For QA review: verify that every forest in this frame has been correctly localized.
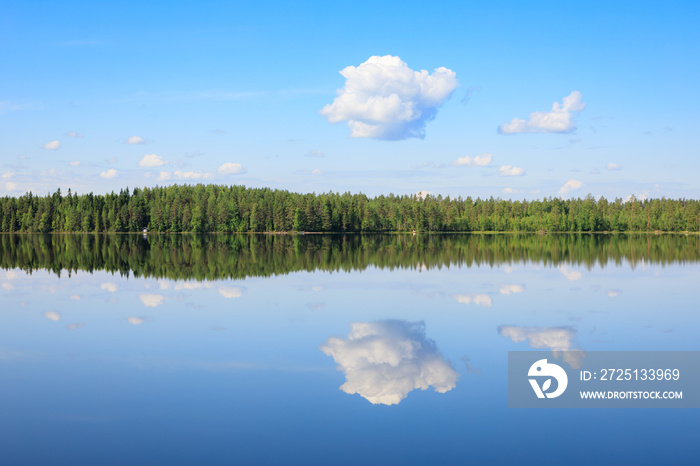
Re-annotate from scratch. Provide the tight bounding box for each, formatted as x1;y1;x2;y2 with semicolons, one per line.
1;184;699;233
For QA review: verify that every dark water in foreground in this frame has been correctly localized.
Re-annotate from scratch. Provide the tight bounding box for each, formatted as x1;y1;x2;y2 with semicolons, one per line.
1;233;698;465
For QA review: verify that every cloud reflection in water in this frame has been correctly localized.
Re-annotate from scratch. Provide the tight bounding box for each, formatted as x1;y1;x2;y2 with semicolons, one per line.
320;320;458;405
498;325;586;369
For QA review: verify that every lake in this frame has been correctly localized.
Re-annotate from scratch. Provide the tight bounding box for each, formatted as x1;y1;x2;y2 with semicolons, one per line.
1;233;698;465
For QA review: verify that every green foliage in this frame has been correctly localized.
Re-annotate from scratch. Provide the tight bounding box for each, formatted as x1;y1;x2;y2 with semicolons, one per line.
1;233;698;281
0;185;699;233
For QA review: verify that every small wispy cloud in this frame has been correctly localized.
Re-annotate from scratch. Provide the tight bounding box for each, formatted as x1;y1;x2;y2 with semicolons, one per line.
558;179;583;197
156;171;171;182
559;265;582;281
606;163;622;171
65;131;83;138
139;294;167;307
217;163;243;175
499;91;585;134
127;317;145;325
461;85;481;105
498;325;585;369
306;150;325;158
174;171;213;180
451;153;492;167
100;169;118;179
218;287;243;298
311;169;323;176
43;311;61;321
127;136;145;144
499;165;525;176
139;154;166;167
43;140;61;150
499;284;525;295
624;192;649;203
100;282;118;293
451;293;493;307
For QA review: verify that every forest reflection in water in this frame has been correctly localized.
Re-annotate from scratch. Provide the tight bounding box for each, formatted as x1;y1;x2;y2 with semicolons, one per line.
0;232;698;280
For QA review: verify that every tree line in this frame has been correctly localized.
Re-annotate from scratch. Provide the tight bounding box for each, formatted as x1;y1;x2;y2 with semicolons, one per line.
2;233;698;281
1;184;699;233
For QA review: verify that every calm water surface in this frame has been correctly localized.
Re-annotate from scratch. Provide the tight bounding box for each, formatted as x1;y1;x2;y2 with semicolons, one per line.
1;234;698;465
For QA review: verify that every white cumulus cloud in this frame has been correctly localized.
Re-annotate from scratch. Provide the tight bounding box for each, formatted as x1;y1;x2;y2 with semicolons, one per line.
100;169;118;179
139;154;166;167
127;136;145;144
4;182;18;192
43;140;61;150
218;162;243;175
606;163;622;171
558;179;584;197
320;55;458;140
504;187;517;194
451;153;492;167
499;91;585;134
311;169;323;176
451;293;493;307
1;171;13;179
320;320;458;405
499;165;525;176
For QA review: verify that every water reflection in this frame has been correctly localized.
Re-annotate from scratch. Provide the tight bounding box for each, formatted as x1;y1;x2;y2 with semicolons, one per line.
451;293;493;307
498;325;586;368
2;232;699;281
320;320;458;405
127;317;145;326
499;284;525;295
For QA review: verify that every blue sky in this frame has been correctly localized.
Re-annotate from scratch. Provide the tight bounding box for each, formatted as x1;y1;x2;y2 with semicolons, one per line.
1;0;698;200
